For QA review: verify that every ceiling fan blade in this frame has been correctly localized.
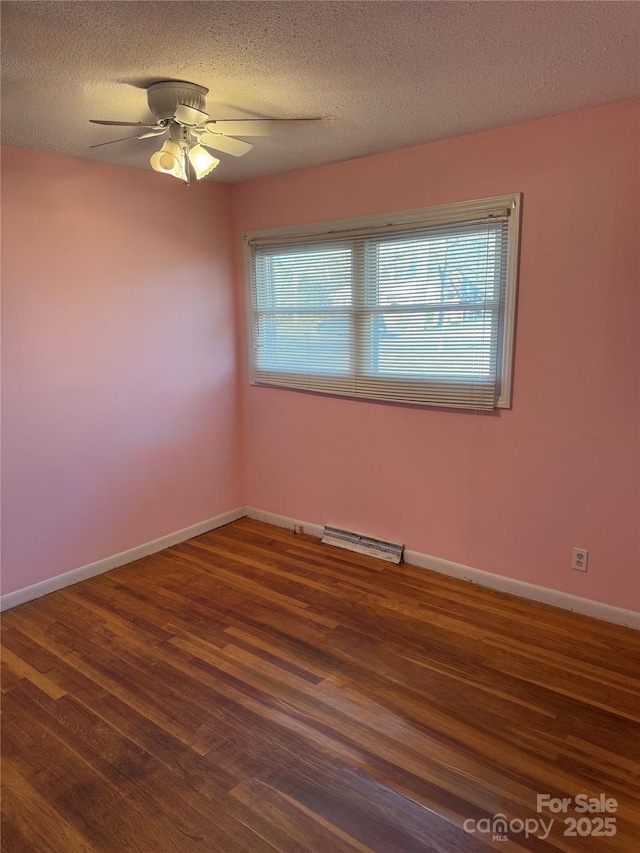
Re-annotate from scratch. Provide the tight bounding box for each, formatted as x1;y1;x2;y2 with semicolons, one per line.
205;118;322;137
90;120;161;127
199;133;253;157
89;134;144;149
175;104;209;126
204;120;271;137
90;129;168;148
137;128;169;139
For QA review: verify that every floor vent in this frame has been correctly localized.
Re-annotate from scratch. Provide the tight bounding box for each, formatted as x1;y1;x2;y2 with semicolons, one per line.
321;526;404;564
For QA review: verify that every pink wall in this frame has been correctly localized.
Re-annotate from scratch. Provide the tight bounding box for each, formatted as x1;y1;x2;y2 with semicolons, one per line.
3;102;638;611
231;100;640;611
1;147;243;595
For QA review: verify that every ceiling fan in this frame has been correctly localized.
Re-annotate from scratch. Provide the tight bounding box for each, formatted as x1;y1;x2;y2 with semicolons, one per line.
90;81;319;183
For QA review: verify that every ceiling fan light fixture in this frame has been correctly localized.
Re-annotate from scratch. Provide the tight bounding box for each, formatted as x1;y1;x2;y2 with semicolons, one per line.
188;144;220;179
150;140;186;181
90;80;321;183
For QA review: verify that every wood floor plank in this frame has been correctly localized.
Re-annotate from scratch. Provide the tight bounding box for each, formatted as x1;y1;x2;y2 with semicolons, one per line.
1;762;102;853
231;777;374;853
2;517;639;852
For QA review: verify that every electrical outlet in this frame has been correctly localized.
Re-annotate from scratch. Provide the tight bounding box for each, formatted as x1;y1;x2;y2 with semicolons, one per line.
572;548;588;572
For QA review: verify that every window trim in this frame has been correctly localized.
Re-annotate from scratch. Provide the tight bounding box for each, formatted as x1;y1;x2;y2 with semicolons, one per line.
243;193;521;409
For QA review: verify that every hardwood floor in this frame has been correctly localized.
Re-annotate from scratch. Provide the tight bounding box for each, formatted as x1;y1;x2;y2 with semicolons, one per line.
2;518;639;852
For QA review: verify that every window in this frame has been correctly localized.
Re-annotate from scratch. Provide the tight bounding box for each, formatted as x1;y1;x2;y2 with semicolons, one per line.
244;194;520;410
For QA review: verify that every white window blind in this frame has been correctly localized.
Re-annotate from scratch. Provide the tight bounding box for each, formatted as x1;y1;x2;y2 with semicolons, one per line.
245;195;520;410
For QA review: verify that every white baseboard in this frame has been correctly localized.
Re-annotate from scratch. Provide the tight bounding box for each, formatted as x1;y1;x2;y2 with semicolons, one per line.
246;506;324;539
403;549;640;630
246;507;639;630
4;504;638;630
0;507;248;612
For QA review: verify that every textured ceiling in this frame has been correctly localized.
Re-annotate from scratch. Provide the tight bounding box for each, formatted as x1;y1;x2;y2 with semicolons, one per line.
2;1;639;184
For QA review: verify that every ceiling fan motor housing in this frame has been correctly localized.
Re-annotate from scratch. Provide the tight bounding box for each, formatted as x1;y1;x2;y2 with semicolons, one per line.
147;81;208;121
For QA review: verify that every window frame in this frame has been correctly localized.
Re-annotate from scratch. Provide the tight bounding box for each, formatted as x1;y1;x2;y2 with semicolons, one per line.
243;193;521;409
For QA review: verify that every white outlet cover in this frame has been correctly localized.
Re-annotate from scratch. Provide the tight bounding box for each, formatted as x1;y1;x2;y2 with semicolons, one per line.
572;548;589;571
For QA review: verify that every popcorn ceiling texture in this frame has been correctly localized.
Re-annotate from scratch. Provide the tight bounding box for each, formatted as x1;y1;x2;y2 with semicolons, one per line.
2;1;639;183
